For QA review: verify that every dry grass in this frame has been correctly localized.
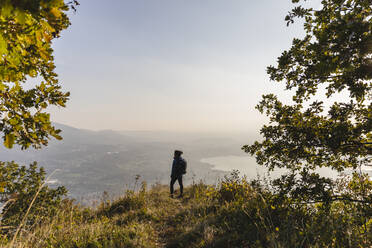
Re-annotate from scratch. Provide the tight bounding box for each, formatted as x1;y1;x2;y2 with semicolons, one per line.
3;178;371;248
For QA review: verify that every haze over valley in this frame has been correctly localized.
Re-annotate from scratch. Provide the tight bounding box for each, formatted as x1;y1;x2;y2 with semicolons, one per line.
0;123;259;204
2;123;369;206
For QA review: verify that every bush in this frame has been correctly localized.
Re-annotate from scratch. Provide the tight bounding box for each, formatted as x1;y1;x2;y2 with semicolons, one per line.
0;161;67;235
205;171;372;247
214;170;253;203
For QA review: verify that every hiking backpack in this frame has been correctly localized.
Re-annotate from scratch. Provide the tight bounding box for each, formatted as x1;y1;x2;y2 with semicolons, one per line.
179;158;187;175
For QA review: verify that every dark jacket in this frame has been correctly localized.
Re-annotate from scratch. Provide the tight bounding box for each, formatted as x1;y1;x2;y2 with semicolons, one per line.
171;157;186;177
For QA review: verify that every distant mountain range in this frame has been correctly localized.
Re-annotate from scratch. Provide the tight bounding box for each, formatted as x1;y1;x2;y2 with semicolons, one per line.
0;123;250;204
1;123;370;205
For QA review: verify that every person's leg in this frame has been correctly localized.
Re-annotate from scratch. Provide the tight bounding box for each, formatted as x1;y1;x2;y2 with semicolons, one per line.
170;176;176;196
178;175;183;197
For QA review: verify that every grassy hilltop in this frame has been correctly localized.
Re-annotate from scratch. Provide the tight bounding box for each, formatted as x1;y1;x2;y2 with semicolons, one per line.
4;172;371;248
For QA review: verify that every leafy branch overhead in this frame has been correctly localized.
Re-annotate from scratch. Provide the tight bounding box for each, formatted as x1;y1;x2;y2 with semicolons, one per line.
0;1;77;236
0;0;78;149
244;0;372;171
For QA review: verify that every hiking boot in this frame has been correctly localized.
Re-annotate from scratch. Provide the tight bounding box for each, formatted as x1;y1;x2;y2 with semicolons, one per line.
177;194;183;199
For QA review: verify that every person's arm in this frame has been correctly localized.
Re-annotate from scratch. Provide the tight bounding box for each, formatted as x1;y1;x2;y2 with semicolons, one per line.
171;159;176;177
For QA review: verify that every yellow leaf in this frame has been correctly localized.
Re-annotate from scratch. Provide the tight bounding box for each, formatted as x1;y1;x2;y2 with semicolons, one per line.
50;8;61;18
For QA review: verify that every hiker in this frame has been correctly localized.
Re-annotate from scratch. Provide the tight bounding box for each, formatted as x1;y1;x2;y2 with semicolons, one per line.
170;150;187;198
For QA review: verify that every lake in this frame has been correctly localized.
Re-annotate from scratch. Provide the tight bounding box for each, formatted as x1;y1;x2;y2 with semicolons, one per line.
200;155;371;180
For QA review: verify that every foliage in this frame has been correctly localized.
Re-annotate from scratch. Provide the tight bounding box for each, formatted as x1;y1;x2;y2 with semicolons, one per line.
271;168;372;205
0;161;67;234
212;174;371;247
243;0;371;172
0;0;77;239
213;170;253;203
0;0;78;149
242;2;372;237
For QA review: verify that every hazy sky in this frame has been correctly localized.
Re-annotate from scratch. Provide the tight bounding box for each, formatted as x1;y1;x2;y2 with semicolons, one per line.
50;0;309;133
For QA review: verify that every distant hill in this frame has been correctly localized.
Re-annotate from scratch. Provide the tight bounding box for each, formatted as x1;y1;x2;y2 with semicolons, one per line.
0;123;249;203
52;123;137;146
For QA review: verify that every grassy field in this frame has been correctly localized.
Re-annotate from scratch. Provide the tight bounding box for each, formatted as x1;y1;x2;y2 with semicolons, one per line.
4;174;372;248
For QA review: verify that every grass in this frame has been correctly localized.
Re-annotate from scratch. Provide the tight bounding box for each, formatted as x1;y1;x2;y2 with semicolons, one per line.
3;175;372;248
6;183;206;248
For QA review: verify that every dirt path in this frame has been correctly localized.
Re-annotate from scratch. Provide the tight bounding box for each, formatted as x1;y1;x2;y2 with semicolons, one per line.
154;194;190;247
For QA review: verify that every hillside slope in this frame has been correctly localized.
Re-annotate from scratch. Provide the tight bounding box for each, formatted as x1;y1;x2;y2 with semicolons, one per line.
8;174;372;248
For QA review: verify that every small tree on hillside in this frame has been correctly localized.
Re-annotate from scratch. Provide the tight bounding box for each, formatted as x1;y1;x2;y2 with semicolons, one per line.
245;0;371;175
243;2;371;242
244;0;371;200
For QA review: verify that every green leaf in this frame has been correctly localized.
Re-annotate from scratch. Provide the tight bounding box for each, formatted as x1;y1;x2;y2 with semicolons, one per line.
4;133;15;149
0;83;6;92
53;134;63;140
9;118;19;125
0;34;8;56
14;9;27;24
1;3;13;18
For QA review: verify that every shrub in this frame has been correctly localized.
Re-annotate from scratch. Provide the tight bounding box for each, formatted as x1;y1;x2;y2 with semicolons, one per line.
206;171;372;247
0;161;67;235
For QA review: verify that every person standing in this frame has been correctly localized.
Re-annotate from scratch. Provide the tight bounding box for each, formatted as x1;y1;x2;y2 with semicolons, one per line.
170;150;187;198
